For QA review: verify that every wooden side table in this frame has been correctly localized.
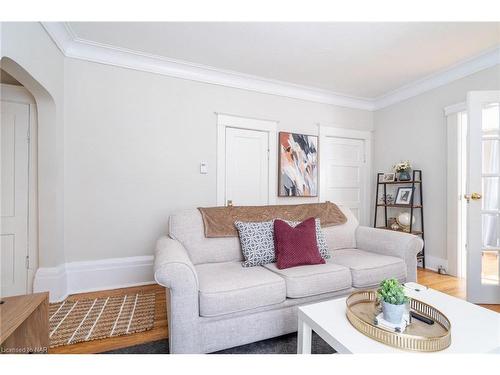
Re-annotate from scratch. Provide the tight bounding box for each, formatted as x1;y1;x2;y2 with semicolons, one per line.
0;292;49;354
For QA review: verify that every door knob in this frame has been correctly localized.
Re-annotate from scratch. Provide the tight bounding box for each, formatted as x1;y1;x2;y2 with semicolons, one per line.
464;192;482;203
471;192;482;200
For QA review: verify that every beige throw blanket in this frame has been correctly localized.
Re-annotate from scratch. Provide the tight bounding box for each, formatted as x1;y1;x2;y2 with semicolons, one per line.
198;202;347;238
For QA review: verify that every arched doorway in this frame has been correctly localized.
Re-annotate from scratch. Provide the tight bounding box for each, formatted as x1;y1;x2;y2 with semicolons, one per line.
1;56;64;298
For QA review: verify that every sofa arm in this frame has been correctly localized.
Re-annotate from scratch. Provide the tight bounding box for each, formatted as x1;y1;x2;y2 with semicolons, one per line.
355;226;423;282
154;236;201;353
154;236;198;290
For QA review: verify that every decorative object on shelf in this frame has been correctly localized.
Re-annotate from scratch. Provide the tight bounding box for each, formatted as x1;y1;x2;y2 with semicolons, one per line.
374;170;425;268
278;132;318;197
390;222;400;231
388;217;400;230
396;212;416;233
345;290;451;352
382;172;396;182
395;187;413;205
377;278;409;324
379;193;394;205
393;160;412;181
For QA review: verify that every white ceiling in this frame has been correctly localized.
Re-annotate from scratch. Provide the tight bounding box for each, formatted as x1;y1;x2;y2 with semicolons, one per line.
67;22;500;99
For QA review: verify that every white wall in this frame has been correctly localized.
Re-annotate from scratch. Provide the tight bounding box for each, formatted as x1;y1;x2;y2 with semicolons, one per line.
64;58;373;262
373;65;500;270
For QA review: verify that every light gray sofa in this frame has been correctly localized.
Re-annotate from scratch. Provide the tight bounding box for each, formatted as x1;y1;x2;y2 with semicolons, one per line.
154;206;423;354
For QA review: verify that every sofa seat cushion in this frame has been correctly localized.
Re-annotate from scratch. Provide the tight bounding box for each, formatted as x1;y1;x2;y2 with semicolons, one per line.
195;262;286;317
330;249;406;287
263;262;351;298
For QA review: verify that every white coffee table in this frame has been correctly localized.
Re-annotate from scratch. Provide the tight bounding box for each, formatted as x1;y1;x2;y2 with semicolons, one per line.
297;285;500;353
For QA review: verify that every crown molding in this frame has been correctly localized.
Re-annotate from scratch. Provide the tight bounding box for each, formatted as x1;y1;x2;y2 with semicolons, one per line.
41;21;75;54
374;46;500;110
41;22;374;111
41;22;500;112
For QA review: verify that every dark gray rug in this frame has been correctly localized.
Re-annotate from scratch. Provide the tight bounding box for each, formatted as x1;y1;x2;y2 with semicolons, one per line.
105;332;335;354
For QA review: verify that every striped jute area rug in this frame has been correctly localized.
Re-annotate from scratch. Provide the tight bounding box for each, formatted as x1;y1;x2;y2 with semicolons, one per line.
49;293;156;348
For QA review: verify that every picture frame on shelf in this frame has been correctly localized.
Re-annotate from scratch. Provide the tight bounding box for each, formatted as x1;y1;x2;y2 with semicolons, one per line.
382;172;396;182
394;187;413;205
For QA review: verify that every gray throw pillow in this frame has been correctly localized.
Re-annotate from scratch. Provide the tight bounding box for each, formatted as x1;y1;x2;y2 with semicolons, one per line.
235;220;276;267
285;218;330;259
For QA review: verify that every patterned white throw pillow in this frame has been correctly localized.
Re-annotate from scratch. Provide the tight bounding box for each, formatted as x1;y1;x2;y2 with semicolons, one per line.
285;218;330;259
235;220;276;267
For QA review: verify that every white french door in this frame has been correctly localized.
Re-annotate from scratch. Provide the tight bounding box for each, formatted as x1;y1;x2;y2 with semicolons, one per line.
466;91;500;304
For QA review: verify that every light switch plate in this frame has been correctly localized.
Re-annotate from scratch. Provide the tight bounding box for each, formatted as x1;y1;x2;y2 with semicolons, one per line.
200;162;208;174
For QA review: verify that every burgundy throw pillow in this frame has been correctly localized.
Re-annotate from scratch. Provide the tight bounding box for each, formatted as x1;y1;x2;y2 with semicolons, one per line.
274;217;325;269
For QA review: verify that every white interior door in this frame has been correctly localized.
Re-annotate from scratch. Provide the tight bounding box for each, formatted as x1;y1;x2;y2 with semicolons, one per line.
466;91;500;304
225;127;269;206
1;99;30;298
322;136;367;223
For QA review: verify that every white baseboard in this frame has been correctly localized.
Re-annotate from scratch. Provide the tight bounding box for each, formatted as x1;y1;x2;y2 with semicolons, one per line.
33;264;68;302
425;255;449;273
34;255;155;302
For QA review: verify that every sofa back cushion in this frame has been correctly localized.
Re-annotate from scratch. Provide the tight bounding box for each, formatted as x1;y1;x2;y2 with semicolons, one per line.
168;205;359;265
169;209;243;265
321;205;359;251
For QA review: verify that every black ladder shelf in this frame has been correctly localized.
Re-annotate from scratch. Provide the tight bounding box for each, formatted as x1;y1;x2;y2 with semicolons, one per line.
373;170;425;268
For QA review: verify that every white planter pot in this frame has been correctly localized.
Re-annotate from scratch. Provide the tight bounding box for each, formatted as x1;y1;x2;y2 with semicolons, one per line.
382;301;406;324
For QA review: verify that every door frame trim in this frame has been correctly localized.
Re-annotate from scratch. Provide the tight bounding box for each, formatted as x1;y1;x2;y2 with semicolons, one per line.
445;106;467;277
216;113;278;206
318;125;372;226
1;83;38;294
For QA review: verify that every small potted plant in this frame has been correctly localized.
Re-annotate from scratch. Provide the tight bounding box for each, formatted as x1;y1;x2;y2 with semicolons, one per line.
393;160;412;181
377;278;409;324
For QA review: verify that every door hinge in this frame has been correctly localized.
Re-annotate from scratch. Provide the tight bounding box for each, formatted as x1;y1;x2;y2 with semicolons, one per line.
25;255;30;269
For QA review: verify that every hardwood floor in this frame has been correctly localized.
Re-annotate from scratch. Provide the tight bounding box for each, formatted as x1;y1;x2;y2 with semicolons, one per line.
49;268;498;354
417;268;500;313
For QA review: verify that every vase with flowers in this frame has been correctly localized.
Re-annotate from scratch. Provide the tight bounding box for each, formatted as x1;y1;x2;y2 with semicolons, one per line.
393;160;412;181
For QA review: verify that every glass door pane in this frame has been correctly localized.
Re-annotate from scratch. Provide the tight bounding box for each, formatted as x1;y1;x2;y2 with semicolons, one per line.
482;139;499;174
481;250;499;285
480;102;500;285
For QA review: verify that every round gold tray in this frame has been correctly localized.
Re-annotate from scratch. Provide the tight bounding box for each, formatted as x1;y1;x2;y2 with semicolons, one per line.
346;290;451;352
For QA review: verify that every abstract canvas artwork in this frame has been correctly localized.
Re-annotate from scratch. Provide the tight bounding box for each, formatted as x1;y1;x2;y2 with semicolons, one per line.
279;132;318;197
